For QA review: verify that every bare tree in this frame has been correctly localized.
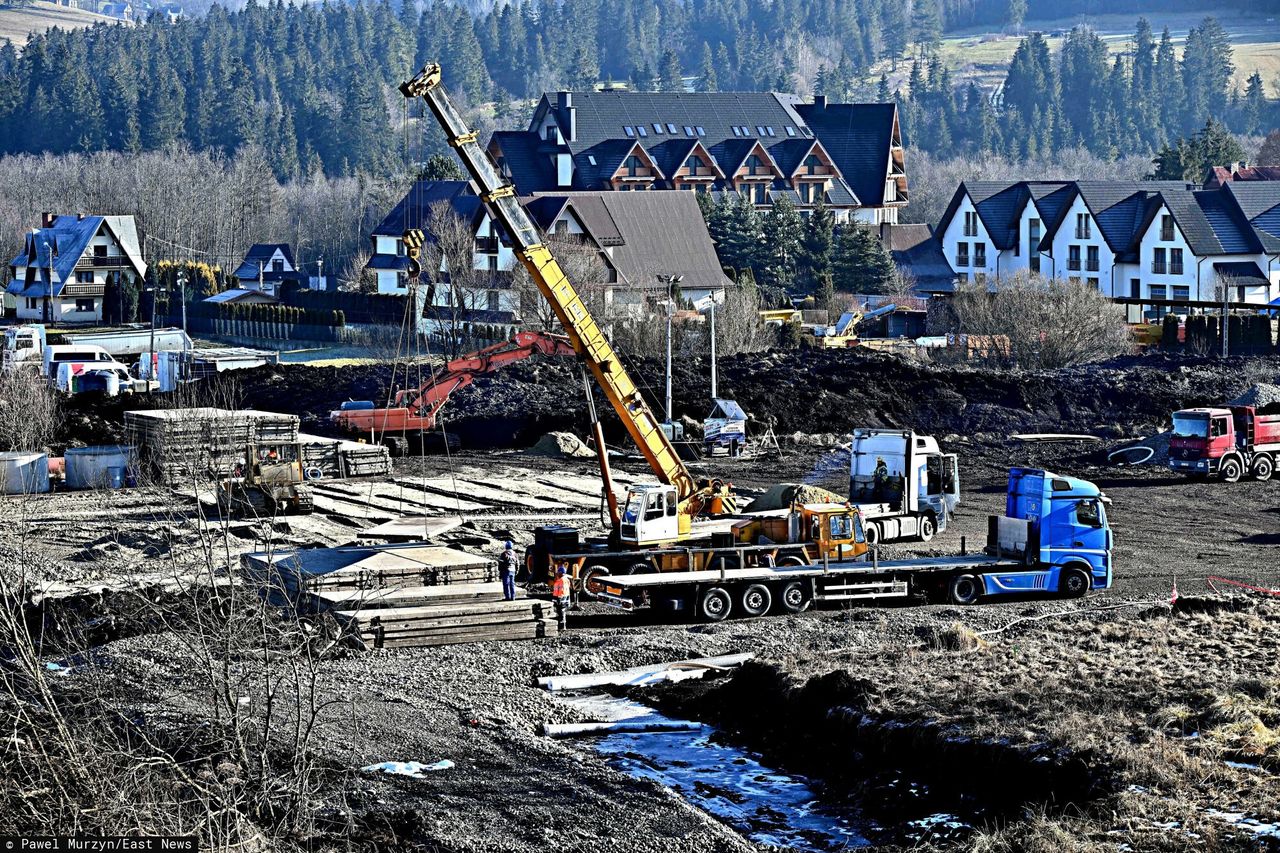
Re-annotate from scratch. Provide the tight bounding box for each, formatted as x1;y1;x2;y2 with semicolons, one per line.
420;201;489;357
513;234;611;332
946;271;1133;368
0;370;60;452
337;248;377;294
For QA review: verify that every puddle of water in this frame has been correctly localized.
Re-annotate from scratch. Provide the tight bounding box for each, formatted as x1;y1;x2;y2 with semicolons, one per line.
557;693;870;851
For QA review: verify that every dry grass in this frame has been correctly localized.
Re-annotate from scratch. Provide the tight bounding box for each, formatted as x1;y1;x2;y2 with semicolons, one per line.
0;1;117;45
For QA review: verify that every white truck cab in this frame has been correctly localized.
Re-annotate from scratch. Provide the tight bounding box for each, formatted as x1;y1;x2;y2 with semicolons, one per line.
2;324;47;371
850;428;960;544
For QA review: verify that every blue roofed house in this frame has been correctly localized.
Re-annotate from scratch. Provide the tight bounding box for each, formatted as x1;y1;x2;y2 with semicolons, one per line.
232;243;304;296
7;213;147;324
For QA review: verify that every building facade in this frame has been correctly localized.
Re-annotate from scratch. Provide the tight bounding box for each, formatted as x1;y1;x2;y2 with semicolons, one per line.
487;91;908;225
232;243;304;296
7;213;147;324
936;181;1280;308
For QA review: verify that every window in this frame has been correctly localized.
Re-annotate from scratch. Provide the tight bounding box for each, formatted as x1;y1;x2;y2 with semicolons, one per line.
1087;277;1099;288
545;126;558;142
653;123;663;134
1086;245;1099;272
746;154;765;176
757;125;766;135
974;243;986;267
667;123;677;133
1028;217;1041;271
1068;245;1081;271
623;126;635;137
1172;285;1190;301
624;155;643;177
1075;212;1091;240
799;183;814;204
1131;278;1140;299
683;126;694;136
272;259;284;273
636;125;646;137
753;183;767;204
785;126;796;136
1152;247;1166;274
1030;254;1040;273
76;270;94;283
695;126;705;136
804;154;822;175
1075;500;1101;528
487;254;498;272
765;126;776;137
956;242;969;267
732;126;742;137
1149;284;1167;301
487;290;500;311
74;298;95;313
1170;248;1183;276
94;245;107;258
1161;215;1174;242
963;211;978;237
553;219;569;235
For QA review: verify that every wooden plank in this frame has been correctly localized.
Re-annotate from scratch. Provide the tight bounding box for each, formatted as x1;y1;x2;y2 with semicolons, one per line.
335;598;548;621
368;622;557;649
311;581;505;609
348;610;549;632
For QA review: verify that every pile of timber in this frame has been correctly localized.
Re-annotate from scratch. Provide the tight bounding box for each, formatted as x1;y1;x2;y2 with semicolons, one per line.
297;432;392;480
242;542;557;649
125;408;299;484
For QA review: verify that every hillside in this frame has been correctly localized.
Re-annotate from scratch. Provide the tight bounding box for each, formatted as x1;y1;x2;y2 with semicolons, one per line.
0;0;119;45
875;7;1280;97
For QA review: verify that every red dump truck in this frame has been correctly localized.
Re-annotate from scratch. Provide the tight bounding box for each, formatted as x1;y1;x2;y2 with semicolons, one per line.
1168;405;1280;482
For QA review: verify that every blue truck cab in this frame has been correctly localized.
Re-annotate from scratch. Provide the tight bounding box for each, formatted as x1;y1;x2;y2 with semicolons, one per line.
984;467;1113;598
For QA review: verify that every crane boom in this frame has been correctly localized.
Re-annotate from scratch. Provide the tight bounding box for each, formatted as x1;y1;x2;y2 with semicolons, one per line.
400;64;700;502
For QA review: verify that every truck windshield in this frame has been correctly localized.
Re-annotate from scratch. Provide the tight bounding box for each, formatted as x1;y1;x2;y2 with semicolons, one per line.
1171;414;1209;438
828;514;853;540
622;491;644;524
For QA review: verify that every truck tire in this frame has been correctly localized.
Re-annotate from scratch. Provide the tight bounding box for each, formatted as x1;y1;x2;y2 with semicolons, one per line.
698;586;732;622
948;573;981;605
1220;456;1243;483
777;555;808;568
864;522;881;546
739;584;772;618
777;581;810;614
1251;456;1275;482
918;513;936;542
623;561;650;576
579;565;610;600
1060;567;1091;598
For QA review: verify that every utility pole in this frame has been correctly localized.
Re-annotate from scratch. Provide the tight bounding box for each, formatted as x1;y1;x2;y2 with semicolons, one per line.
317;259;324;290
1221;277;1230;358
657;274;683;424
177;270;188;333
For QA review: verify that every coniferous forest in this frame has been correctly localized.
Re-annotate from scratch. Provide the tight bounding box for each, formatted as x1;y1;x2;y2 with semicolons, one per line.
0;0;1275;181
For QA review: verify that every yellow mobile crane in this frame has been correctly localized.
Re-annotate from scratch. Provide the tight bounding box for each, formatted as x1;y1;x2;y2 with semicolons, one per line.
399;64;734;547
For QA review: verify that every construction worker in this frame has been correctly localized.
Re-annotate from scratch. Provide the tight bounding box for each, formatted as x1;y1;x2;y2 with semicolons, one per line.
498;541;518;601
551;563;570;631
872;457;889;501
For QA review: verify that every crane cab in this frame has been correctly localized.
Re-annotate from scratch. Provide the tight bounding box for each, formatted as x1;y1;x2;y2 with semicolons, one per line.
620;484;685;546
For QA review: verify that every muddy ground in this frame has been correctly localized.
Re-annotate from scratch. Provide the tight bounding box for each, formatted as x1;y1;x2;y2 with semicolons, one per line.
6;348;1280;851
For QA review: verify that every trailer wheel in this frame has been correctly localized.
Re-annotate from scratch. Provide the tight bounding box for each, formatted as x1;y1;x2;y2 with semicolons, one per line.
777;555;808;568
623;561;650;576
1060;567;1091;598
948;573;982;605
1220;456;1244;483
739;584;772;618
1251;456;1275;482
918;513;936;542
864;522;881;546
698;586;732;622
579;565;610;600
777;581;810;614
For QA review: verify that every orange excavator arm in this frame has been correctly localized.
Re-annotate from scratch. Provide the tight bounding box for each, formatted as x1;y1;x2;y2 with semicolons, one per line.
331;331;575;437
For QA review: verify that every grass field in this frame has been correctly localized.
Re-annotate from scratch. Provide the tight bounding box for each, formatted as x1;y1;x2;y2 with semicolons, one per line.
875;8;1280;98
0;0;119;45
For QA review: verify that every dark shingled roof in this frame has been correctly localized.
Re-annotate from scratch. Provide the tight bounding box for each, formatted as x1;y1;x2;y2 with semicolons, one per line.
790;101;898;210
489;131;556;193
880;223;956;294
1224;183;1280;253
371;181;482;237
233;243;301;283
1213;261;1269;286
935;181;1071;251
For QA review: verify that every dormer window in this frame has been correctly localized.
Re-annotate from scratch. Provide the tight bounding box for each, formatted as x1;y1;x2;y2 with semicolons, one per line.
746;154;765;176
803;154;822;175
624;155;643;177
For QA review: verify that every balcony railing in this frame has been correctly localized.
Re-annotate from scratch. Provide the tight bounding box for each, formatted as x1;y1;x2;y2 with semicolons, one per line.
1170;261;1184;275
61;283;104;296
1161;227;1174;241
74;255;129;269
956;254;969;267
1067;258;1081;271
1086;259;1099;272
1152;261;1167;274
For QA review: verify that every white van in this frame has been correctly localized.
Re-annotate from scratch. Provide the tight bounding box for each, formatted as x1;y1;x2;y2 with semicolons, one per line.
41;344;114;379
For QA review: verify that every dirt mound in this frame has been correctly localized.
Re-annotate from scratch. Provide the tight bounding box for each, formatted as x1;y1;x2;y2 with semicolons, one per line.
1230;383;1280;414
526;431;594;459
750;482;846;511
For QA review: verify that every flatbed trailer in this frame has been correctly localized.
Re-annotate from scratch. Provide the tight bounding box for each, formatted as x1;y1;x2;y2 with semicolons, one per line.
592;467;1115;621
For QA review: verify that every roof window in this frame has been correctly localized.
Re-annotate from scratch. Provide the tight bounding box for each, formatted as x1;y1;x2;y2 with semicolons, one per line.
695;126;705;136
636;125;647;137
785;126;796;136
623;126;635;137
732;126;742;137
683;126;694;136
587;155;597;166
757;126;766;135
653;123;663;134
667;123;677;133
765;127;776;137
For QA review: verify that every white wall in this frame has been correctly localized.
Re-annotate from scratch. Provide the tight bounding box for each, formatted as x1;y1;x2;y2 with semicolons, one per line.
1045;196;1113;294
1135;204;1199;300
939;192;996;282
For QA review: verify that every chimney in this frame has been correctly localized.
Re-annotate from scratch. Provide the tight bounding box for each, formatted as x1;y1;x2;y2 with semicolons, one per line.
40;212;55;228
557;92;576;143
814;94;827;109
77;213;85;221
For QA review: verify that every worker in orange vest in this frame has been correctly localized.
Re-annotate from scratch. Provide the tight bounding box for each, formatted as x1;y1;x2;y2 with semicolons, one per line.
551;563;570;631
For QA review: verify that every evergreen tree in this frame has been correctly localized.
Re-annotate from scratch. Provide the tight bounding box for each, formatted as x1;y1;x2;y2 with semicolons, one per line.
815;271;835;311
910;0;942;55
882;0;909;69
697;42;717;92
715;194;765;275
1243;72;1265;135
1258;129;1280;166
1154;27;1185;138
832;225;894;294
420;153;464;181
141;65;186;150
1181;16;1234;132
797;201;833;289
1058;27;1110;146
658;49;683;93
1152;119;1246;181
876;73;890;102
761;196;803;288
